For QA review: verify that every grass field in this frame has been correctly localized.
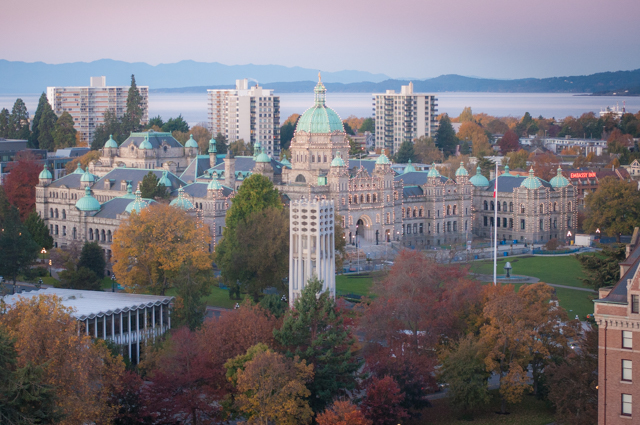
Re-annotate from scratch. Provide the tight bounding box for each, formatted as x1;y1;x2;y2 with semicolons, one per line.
413;391;554;425
469;255;590;288
336;274;374;296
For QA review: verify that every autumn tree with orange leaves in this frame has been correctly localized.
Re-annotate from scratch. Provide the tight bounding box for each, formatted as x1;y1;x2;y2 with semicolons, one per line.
112;203;212;295
0;295;125;425
316;400;371;425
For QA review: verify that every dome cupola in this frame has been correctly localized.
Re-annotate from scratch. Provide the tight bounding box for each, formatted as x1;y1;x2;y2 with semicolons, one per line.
426;162;440;177
170;186;194;210
404;159;417;174
549;166;569;188
75;186;101;212
104;134;118;149
469;165;490;187
375;149;391;165
125;189;150;214
185;134;198;149
331;151;346;167
295;73;344;134
455;162;468;177
520;168;543;190
39;164;53;180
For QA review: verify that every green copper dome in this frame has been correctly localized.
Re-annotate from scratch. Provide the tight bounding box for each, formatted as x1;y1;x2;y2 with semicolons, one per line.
39;164;52;180
376;149;391;165
208;178;223;190
502;165;512;176
104;134;118;149
296;75;344;134
170;187;194;210
455;162;468;177
139;134;153;150
76;186;101;212
208;137;217;153
125;189;150;214
185;134;198;148
255;148;271;163
73;162;85;174
158;171;172;187
520;168;543;189
469;166;490;187
331;151;346;167
121;183;135;199
426;162;439;177
549;166;569;188
80;169;95;183
404;160;417;174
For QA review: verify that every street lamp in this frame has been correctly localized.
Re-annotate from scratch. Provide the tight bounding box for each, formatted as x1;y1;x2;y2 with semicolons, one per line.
111;274;117;292
48;259;52;277
567;230;572;246
40;248;46;264
596;228;601;240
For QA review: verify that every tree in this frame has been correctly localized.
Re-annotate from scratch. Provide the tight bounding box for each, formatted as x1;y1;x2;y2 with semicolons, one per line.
1;294;126;425
274;277;361;412
161;115;189;133
435;115;458;157
259;293;288;318
92;110;125;150
360;376;409;425
64;150;101;174
78;241;106;278
215;132;228;154
335;214;347;272
531;152;560;181
344;115;365;133
37;99;58;151
29;93;48;148
9;98;30;140
172;262;213;331
147;115;164;129
232;348;314;425
58;267;101;291
24;210;53;250
360;117;375;133
343;121;355;135
394;140;415;163
438;334;490;418
505;149;529;170
186;125;212;154
458;122;492;157
546;327;598;425
414;136;443;164
112;203;212;295
0;108;10;138
0;203;39;283
2;152;42;220
583;177;640;242
109;370;152;425
578;244;626;289
139;171;169;199
317;400;371;425
52;111;77;149
280;114;300;151
228;138;252;156
124;74;143;132
458;106;473;123
498;130;520;154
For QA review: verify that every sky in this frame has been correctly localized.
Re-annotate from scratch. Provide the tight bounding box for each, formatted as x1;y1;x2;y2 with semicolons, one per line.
2;0;639;80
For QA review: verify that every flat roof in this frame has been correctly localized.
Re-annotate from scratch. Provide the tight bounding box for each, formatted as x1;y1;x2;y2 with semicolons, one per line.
2;288;173;321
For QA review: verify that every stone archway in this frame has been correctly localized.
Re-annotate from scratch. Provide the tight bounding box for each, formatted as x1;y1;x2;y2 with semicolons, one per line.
295;174;306;183
355;214;374;242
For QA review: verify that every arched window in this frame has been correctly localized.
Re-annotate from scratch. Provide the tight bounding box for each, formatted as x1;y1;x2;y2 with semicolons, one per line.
553;202;557;212
520;204;525;214
490;201;494;211
62;210;66;219
437;223;440;233
360;194;364;203
107;230;112;242
353;195;358;204
50;208;53;218
101;229;106;242
446;205;451;215
372;194;377;203
54;209;59;218
503;202;507;212
452;205;457;215
386;212;391;224
413;208;418;218
539;203;544;214
402;208;405;218
73;227;77;239
311;155;315;163
419;207;423;217
295;174;306;183
509;202;513;212
366;194;370;203
324;155;327;163
484;201;488;211
497;202;501;211
89;229;94;240
568;202;572;212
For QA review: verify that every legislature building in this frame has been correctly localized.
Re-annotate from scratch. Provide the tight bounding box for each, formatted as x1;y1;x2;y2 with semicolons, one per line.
35;76;577;269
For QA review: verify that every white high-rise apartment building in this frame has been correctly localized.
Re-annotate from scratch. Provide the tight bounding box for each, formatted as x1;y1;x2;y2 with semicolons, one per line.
373;82;438;156
47;77;149;146
208;79;281;157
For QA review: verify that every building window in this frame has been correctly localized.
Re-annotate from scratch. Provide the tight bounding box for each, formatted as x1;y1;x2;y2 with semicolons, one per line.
521;219;525;230
633;295;639;314
484;216;488;227
521;204;525;214
509;202;513;212
509;218;513;229
484;200;488;210
540;219;544;230
623;360;633;381
54;225;58;235
419;223;423;234
62;226;66;236
623;331;633;349
622;394;632;416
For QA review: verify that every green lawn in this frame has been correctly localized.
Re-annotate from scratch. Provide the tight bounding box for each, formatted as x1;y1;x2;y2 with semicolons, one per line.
469;255;590;288
554;287;595;320
336;274;374;296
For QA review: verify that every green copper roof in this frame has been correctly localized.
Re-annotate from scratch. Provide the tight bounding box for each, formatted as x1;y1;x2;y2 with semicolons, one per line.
296;75;344;134
39;164;52;180
80;169;95;183
280;155;291;168
455;162;468;177
208;178;223;190
158;170;171;187
139;134;153;150
425;162;438;177
331;151;346;167
253;141;262;159
76;186;101;212
73;163;85;174
121;183;135;199
185;134;198;148
208;138;217;153
502;165;512;176
104;134;118;148
549;166;570;188
125;189;150;214
469;166;490;187
170;187;194;210
256;148;271;163
376;149;391;165
520;168;543;189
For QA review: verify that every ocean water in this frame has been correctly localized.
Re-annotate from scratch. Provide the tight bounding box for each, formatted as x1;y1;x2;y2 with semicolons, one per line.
2;92;639;128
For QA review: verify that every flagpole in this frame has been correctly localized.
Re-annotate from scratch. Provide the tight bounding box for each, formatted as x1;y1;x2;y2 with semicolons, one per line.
493;161;498;286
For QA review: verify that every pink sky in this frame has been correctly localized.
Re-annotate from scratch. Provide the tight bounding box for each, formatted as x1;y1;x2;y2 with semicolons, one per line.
1;0;639;79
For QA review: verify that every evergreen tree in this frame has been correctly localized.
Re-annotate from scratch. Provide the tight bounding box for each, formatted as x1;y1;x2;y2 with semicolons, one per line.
0;204;38;283
0;108;9;138
162;115;189;133
78;241;106;278
394;140;415;163
58;266;101;290
52;111;77;149
343;121;355;135
359;117;375;133
28;93;49;148
9;98;30;140
172;263;212;331
460;140;471;155
24;210;53;250
124;74;143;133
435;115;458;157
274;277;361;413
147;115;164;129
37;101;57;152
139;171;168;199
578;244;626;290
476;156;495;179
215;132;228;154
92;110;124;150
280;121;295;151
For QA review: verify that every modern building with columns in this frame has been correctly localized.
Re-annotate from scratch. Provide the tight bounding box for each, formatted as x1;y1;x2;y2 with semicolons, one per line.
289;199;335;304
3;288;173;364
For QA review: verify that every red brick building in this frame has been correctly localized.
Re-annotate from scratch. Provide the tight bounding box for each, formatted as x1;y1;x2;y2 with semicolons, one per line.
563;168;630;207
594;231;640;424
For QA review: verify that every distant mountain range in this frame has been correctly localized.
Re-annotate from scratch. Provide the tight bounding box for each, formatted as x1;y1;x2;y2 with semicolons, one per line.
0;59;639;95
0;59;390;94
152;69;640;94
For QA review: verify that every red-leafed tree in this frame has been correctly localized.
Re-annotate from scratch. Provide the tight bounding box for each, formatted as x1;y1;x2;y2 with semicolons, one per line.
317;400;371;425
360;250;482;410
109;371;152;424
498;130;520;154
3;151;42;220
142;327;227;424
360;376;409;425
531;152;560;181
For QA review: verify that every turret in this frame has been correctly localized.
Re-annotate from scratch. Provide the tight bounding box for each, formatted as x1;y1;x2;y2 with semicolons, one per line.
38;164;52;186
253;148;274;181
209;137;217;168
224;150;236;189
104;134;118;157
184;134;198;158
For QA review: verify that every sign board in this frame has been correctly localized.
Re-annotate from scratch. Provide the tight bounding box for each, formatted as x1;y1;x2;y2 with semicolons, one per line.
570;172;596;179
